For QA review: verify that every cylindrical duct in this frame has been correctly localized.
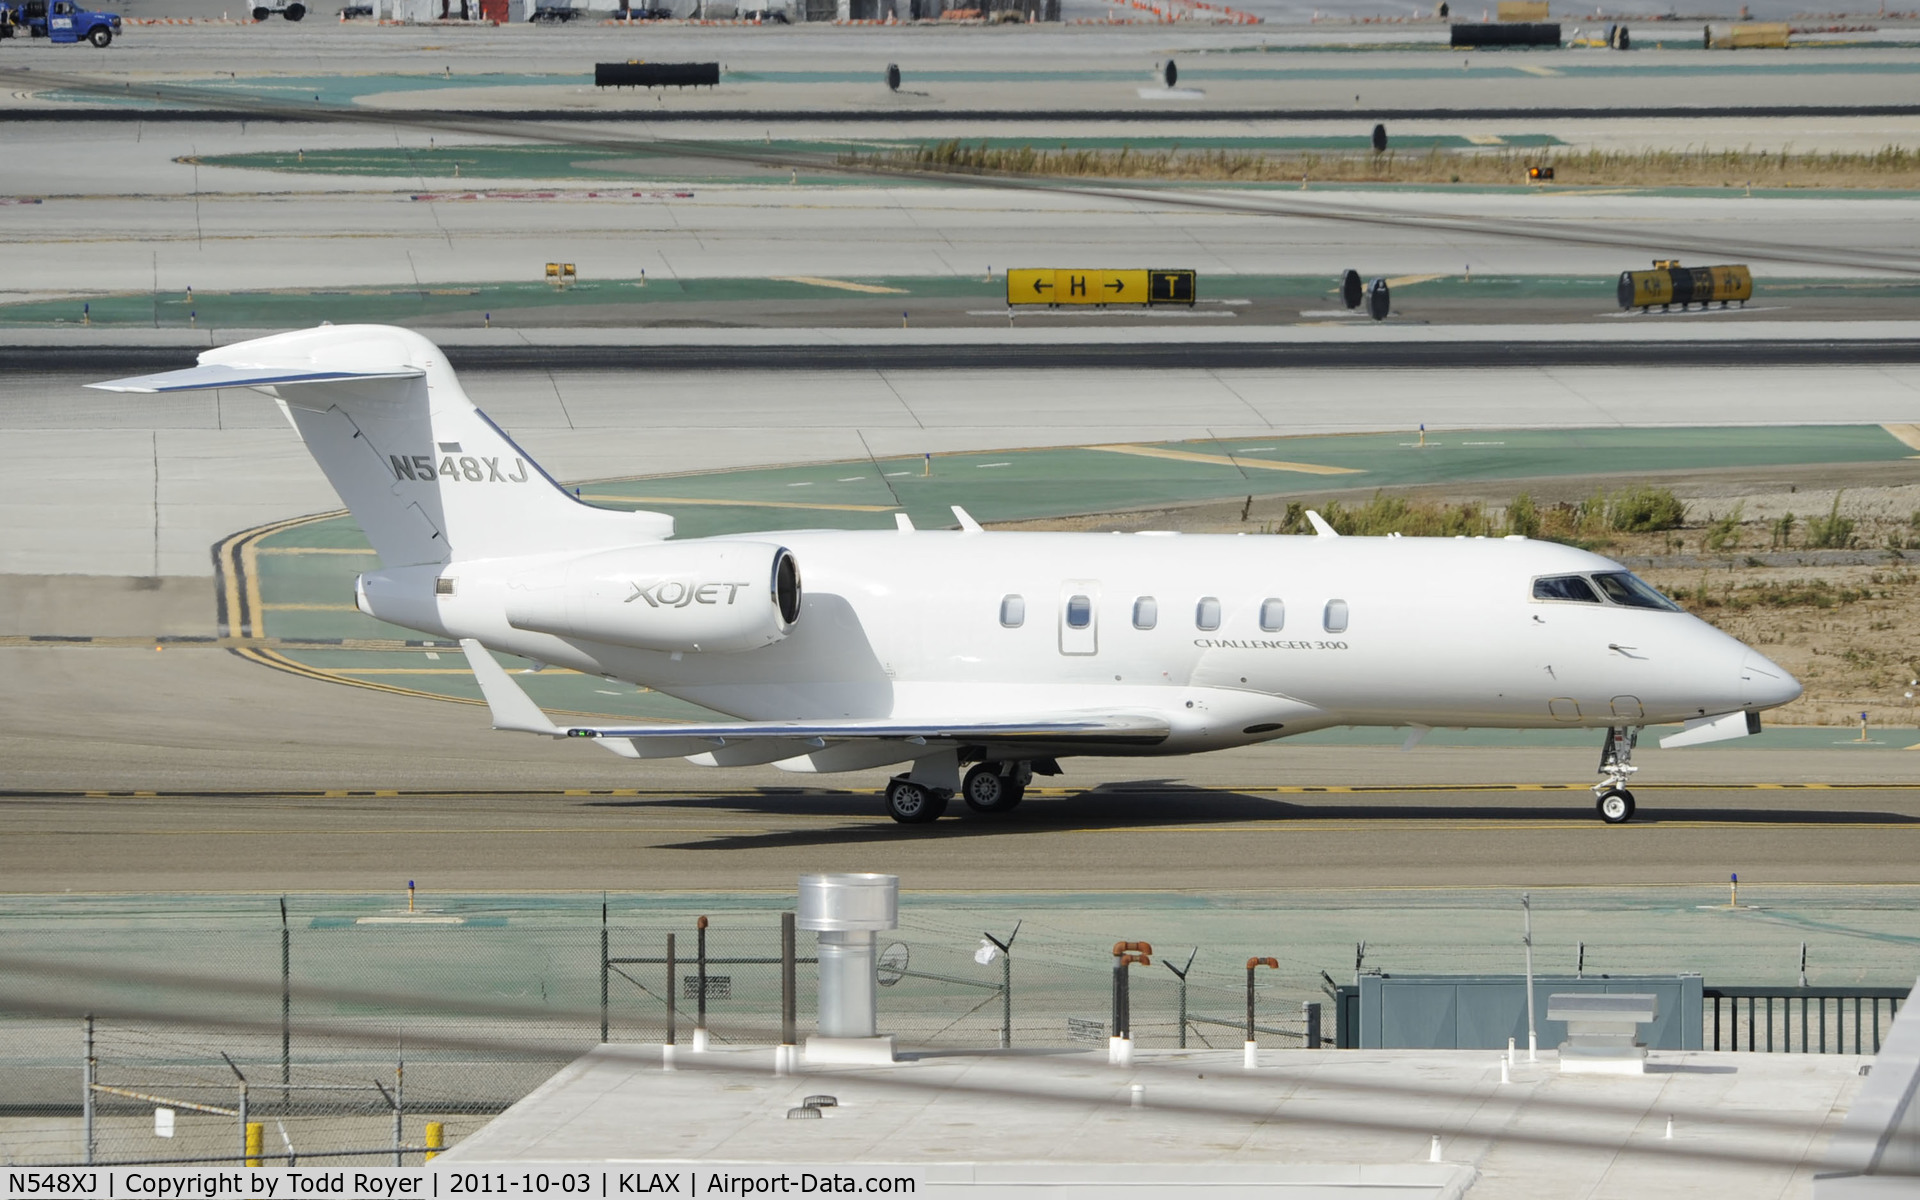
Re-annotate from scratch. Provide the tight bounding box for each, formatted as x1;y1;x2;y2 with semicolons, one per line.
797;874;898;1042
816;931;878;1038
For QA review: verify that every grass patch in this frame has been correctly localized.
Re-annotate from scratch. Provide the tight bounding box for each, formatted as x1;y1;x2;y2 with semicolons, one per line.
844;141;1920;190
1264;486;1684;544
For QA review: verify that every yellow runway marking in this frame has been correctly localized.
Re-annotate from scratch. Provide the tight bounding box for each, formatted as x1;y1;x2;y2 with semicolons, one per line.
1514;64;1562;76
579;494;896;513
1383;273;1452;288
1088;445;1363;476
254;547;378;555
769;276;909;295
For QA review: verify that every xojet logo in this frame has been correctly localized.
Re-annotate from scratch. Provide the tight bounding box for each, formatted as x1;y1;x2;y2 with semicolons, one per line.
625;580;754;608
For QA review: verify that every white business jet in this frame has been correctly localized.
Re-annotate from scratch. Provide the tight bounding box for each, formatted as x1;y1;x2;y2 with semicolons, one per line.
95;325;1801;825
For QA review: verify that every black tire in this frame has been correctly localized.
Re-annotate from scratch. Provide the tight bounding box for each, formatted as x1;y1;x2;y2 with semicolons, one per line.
1596;789;1635;824
284;3;305;17
885;780;946;824
962;764;1020;813
252;5;269;17
87;24;110;44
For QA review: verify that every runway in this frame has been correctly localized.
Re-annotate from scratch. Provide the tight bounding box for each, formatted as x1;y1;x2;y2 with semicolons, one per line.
2;643;1915;892
6;780;1920;892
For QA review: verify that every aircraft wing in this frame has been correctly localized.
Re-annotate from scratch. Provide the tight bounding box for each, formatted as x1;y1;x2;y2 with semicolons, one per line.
88;363;425;394
460;639;1169;749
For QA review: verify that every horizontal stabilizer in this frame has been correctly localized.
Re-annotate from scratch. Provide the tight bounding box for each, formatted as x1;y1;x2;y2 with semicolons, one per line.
89;363;426;394
1659;710;1762;749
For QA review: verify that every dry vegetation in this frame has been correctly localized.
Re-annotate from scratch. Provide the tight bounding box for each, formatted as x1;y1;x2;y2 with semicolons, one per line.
846;141;1920;190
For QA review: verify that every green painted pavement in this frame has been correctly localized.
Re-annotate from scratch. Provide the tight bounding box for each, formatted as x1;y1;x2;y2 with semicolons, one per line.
242;424;1916;728
39;52;1920;110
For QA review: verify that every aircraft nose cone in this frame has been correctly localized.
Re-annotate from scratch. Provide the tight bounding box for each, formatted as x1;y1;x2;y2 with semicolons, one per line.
1741;649;1803;709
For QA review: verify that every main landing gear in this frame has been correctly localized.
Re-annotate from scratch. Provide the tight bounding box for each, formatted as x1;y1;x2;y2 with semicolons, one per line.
1594;726;1640;824
884;778;949;824
961;761;1031;814
884;760;1036;824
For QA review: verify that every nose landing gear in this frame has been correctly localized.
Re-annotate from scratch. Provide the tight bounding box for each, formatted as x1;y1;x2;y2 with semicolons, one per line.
1594;726;1640;824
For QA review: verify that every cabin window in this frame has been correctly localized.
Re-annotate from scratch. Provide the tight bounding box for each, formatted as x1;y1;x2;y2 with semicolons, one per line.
999;594;1025;627
1323;599;1349;633
1532;574;1601;604
1592;571;1682;612
1065;594;1092;629
1259;598;1285;632
1195;597;1221;631
1133;597;1158;630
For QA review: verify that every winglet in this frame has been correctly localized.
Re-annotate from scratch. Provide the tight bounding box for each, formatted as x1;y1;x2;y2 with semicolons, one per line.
1305;510;1340;537
952;505;984;533
460;638;561;736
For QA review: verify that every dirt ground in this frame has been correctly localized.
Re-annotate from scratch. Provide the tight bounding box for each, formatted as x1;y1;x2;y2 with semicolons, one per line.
995;463;1920;727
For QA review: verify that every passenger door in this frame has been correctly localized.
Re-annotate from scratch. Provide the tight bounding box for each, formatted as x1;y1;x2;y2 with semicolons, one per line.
1058;580;1099;656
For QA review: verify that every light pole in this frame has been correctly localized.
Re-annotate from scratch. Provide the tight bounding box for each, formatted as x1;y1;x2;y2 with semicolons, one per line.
1522;893;1537;1063
1110;941;1151;1066
1244;957;1278;1069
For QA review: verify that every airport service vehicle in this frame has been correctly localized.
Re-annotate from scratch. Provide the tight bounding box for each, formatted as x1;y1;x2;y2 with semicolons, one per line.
0;0;120;45
251;0;306;19
93;325;1803;826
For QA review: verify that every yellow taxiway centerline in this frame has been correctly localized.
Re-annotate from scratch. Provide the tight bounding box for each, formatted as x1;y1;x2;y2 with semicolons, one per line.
1088;444;1363;476
769;276;909;295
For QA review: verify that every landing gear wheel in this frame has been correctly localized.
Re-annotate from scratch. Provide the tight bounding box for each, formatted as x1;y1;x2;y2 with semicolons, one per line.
87;25;110;44
252;5;269;18
1596;789;1635;824
885;779;948;824
284;2;305;16
962;763;1022;813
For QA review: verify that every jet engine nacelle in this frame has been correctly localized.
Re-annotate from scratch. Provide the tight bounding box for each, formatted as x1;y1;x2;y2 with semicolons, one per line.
503;541;801;654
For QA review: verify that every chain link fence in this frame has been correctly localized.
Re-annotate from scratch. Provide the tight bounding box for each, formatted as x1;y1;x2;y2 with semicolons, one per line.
0;895;1323;1168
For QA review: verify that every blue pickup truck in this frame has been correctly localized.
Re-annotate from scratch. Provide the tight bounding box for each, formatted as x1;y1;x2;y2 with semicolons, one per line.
0;0;122;45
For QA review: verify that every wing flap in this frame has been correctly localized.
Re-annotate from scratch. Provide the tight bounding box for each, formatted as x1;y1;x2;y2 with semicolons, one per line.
460;639;1169;749
89;363;425;394
566;714;1170;746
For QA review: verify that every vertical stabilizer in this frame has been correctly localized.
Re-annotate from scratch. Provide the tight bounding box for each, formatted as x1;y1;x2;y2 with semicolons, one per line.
93;325;672;567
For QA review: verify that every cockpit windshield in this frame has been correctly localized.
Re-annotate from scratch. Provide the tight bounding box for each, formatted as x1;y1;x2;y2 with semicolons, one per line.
1532;575;1600;603
1590;570;1682;611
1533;571;1680;611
